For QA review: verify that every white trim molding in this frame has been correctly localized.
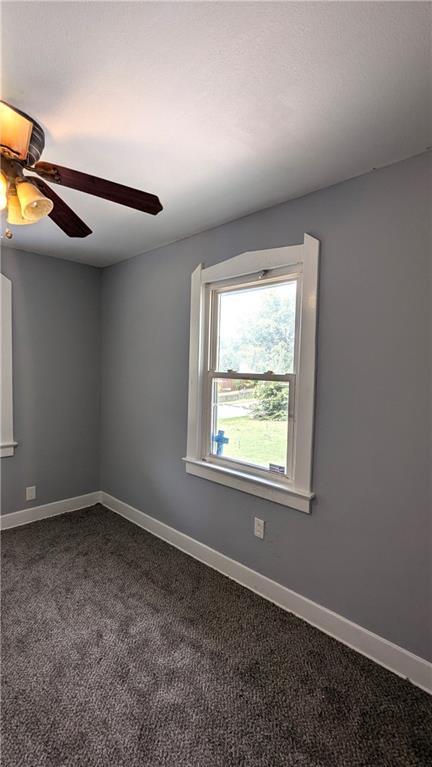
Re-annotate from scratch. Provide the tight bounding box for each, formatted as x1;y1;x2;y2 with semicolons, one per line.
0;491;101;530
184;458;313;513
183;234;320;513
101;491;432;695
1;274;17;458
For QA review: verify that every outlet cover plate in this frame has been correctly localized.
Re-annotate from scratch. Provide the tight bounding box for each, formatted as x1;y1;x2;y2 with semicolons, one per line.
254;517;265;539
26;486;36;501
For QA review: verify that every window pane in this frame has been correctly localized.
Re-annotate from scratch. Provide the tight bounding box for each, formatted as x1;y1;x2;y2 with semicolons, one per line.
211;378;289;473
217;280;297;374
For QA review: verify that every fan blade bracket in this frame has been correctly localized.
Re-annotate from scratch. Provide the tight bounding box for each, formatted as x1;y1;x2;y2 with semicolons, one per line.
32;162;61;183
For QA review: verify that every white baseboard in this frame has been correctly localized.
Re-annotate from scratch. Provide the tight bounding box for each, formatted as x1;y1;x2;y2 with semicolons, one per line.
101;491;432;695
0;491;101;530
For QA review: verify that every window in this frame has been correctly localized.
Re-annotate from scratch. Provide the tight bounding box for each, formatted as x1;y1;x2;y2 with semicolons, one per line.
208;276;297;477
184;235;319;513
1;274;16;457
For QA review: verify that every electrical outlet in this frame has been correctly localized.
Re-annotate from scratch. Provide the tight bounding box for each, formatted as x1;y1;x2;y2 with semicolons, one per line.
254;517;265;539
26;486;36;501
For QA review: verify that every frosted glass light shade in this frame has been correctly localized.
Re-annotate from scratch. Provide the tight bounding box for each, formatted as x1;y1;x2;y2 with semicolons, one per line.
0;171;7;211
16;180;53;221
7;190;33;225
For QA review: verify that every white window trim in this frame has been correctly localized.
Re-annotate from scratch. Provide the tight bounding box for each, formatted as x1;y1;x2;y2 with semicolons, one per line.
1;274;17;458
183;234;319;513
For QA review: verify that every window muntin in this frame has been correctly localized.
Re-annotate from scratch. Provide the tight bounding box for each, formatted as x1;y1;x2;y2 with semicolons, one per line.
204;272;299;480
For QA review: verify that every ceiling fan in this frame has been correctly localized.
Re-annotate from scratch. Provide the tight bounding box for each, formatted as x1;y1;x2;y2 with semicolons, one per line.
0;101;163;239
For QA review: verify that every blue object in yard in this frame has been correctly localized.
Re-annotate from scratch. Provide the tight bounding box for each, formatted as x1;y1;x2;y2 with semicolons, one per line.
213;429;229;456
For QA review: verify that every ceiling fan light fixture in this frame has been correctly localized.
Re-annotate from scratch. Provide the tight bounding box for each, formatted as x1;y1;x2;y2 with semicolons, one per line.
0;171;8;211
16;178;53;221
6;186;33;225
1;101;162;238
0;102;33;161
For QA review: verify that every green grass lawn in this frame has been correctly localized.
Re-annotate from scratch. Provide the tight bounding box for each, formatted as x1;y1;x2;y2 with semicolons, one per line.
217;415;287;469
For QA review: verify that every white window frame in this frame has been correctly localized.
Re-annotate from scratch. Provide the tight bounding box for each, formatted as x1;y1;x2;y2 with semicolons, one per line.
1;274;16;457
183;234;319;513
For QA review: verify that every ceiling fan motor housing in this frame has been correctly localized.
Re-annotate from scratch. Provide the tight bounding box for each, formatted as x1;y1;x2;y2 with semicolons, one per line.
26;119;45;166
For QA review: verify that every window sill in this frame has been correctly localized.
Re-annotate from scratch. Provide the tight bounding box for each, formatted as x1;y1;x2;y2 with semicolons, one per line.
183;457;313;513
0;442;17;458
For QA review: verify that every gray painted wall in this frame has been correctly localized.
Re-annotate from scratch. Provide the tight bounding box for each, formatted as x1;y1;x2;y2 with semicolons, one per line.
1;155;429;661
1;248;101;515
100;153;431;661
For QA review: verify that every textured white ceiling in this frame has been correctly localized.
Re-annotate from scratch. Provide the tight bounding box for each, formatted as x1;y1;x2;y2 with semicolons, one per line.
1;1;431;266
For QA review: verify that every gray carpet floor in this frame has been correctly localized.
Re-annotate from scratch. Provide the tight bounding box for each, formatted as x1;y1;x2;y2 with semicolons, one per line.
1;504;431;767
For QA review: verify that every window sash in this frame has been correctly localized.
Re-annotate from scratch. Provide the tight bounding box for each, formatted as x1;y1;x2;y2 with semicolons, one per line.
203;371;296;480
208;270;300;377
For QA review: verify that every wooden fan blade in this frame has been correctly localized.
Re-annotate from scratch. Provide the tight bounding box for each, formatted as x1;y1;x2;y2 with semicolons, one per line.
34;161;163;215
31;178;92;238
